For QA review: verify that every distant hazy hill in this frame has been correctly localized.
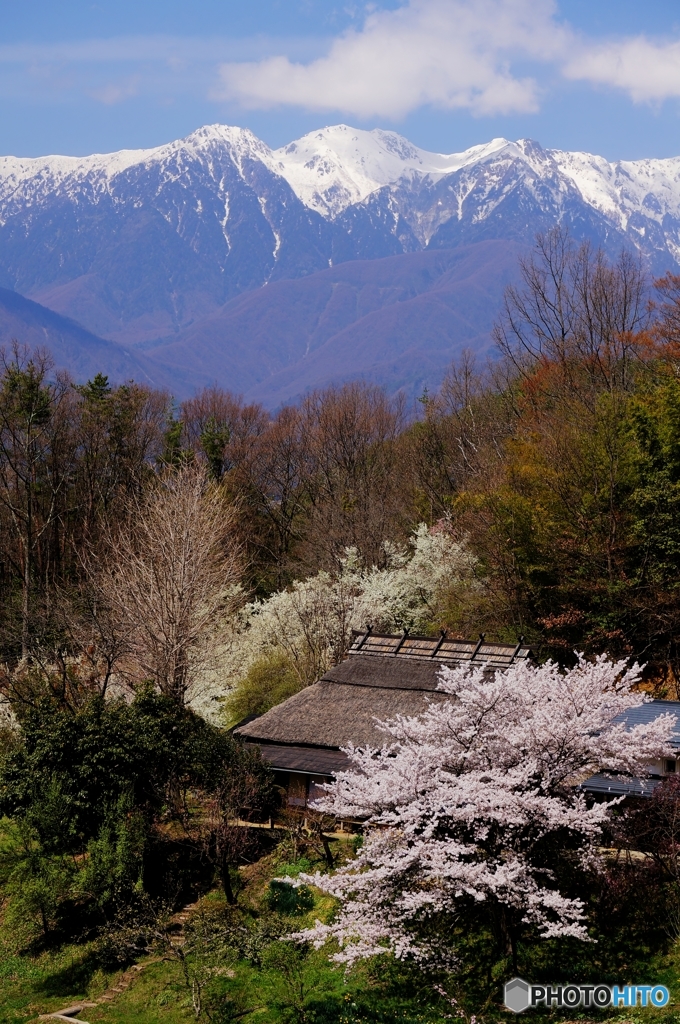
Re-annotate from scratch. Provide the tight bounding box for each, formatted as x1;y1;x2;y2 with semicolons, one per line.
0;288;175;390
144;241;523;407
1;122;680;402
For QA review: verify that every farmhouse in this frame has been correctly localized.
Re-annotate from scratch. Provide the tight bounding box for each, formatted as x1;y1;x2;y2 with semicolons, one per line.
235;628;680;807
580;699;680;799
234;629;531;808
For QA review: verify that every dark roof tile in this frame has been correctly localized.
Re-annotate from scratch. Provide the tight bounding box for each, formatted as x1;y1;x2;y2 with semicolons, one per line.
578;772;661;798
245;743;349;775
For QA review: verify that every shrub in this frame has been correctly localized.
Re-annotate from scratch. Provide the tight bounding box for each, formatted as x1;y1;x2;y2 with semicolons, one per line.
265;879;315;916
224;652;305;727
276;858;313;878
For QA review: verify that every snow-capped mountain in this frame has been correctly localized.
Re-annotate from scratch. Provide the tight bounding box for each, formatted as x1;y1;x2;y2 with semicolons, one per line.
272;124;509;217
0;125;335;345
273;127;680;265
278;125;680;234
2;122;680;354
0;125;281;221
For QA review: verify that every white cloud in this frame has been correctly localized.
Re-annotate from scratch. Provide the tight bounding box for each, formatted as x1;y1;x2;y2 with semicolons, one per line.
213;0;571;119
564;36;680;104
89;77;141;106
3;6;680;123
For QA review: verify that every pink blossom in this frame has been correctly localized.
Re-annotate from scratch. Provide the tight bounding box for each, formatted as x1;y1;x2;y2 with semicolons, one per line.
293;656;676;966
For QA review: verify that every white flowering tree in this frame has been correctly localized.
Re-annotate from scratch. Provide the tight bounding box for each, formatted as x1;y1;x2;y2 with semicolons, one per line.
296;657;676;970
224;524;480;687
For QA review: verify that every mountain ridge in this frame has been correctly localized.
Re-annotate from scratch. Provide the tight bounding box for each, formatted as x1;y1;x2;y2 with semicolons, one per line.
142;241;526;407
0;287;176;390
2;123;680;404
7;124;680;234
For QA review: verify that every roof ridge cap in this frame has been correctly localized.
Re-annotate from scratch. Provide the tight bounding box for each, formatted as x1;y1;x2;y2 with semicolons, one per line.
320;676;443;692
239;737;343;751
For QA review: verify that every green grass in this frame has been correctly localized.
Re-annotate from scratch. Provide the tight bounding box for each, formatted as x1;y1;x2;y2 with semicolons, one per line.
74;961;197;1024
0;838;441;1024
0;941;120;1024
4;839;680;1024
0;842;353;1024
3;933;680;1024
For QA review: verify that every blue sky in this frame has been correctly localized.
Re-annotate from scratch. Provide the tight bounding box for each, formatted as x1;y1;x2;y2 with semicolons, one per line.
3;0;680;160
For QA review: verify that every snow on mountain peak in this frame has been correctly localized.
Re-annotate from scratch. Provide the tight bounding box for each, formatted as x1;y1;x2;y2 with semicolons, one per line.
0;125;283;221
550;147;680;230
272;125;513;218
166;124;276;168
0;145;157;189
5;122;680;256
0;124;273;184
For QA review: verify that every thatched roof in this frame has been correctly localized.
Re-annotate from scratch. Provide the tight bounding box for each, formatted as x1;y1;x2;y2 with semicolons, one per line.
236;632;530;774
324;654;451;690
237;678;447;750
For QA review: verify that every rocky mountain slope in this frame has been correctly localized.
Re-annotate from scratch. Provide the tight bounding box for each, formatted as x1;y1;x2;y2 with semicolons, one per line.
1;123;680;400
0;126;335;346
3;125;680;342
274;126;680;266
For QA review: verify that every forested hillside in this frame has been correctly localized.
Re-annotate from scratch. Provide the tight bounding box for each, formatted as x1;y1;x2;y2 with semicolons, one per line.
4;231;680;1021
2;230;680;681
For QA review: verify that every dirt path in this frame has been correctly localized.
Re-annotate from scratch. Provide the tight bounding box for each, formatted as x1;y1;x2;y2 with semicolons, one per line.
38;902;199;1024
37;962;152;1024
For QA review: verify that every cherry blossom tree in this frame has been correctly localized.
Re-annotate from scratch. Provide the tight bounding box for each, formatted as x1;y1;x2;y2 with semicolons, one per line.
296;656;677;970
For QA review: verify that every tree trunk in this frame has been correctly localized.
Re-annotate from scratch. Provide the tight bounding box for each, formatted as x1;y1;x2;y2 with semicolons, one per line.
320;831;334;868
22;481;32;660
192;978;202;1018
21;541;30;660
172;649;189;704
220;851;236;905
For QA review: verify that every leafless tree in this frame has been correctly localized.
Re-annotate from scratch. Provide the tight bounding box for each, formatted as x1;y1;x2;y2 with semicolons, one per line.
201;748;273;905
406;350;513;517
299;382;407;570
239;404;313;588
494;227;651;401
90;464;241;703
648;272;680;364
180;386;267;481
491;229;655;584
